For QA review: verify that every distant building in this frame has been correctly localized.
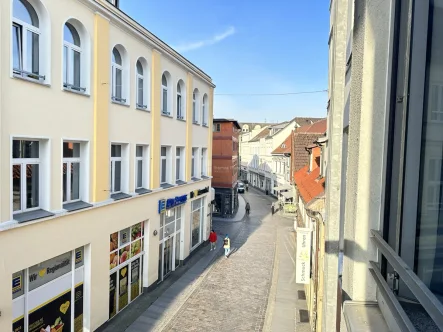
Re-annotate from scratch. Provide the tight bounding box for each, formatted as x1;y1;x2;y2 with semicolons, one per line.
212;119;241;217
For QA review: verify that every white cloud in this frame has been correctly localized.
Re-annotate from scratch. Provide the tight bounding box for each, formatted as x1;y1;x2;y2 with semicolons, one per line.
174;26;236;53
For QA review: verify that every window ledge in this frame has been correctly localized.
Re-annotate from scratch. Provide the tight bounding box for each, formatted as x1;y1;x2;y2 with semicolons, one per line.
111;100;130;107
202;124;209;127
13;74;50;87
161;112;173;117
111;192;132;201
177;117;186;122
13;209;55;223
191;177;201;182
63;88;90;97
160;183;175;189
135;188;152;195
201;175;210;179
193;122;200;126
136;106;150;112
63;201;93;212
176;180;187;186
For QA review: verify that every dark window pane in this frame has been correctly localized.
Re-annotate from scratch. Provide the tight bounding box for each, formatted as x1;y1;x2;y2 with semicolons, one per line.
162;89;168;112
63;46;68;84
13;165;21;211
115;68;122;99
137;160;143;188
12;24;22;71
73;50;81;87
176;147;180;156
26;164;39;209
27;30;39;75
114;161;121;192
71;163;80;200
136;61;143;75
161;159;166;183
112;48;122;65
63;142;80;158
111;145;121;157
161;147;166;157
13;140;39;158
64;23;80;47
136;146;143;157
13;0;39;27
162;74;167;87
63;162;67;202
176;158;180;180
177;95;182;116
138;78;144;105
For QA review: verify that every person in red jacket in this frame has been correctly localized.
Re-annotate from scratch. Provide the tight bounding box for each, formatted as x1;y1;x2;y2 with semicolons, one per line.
209;230;217;251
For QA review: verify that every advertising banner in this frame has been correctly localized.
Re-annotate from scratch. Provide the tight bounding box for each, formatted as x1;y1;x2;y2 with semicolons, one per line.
109;272;117;319
296;227;312;284
28;252;72;291
28;289;71;332
131;258;140;300
74;283;83;332
12;316;24;332
119;266;129;310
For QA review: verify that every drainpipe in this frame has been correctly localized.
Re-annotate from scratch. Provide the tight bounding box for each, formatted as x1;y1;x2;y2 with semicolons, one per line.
305;206;324;332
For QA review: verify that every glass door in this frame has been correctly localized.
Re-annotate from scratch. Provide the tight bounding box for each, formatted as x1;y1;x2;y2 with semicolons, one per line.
163;237;173;277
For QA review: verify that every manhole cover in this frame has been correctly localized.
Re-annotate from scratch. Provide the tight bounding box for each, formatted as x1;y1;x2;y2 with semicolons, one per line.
299;309;309;323
298;290;306;300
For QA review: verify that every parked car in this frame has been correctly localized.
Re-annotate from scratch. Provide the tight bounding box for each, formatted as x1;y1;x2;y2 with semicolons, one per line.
237;182;245;193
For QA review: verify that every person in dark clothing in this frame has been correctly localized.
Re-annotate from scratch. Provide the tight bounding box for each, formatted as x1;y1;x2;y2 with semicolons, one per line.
245;202;251;215
271;202;275;215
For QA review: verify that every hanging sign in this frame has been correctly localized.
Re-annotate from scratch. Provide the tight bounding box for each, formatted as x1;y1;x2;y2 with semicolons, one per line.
296;227;312;284
158;195;187;213
189;186;210;199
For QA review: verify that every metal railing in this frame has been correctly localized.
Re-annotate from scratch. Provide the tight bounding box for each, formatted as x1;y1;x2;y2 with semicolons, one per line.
370;229;443;329
13;68;45;81
112;96;126;103
64;83;86;92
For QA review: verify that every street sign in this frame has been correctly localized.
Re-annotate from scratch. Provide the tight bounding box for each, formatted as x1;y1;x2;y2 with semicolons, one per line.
296;227;312;284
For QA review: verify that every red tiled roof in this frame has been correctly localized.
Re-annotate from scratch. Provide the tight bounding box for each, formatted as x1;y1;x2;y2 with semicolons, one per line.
294;147;325;204
271;134;292;154
296;119;327;133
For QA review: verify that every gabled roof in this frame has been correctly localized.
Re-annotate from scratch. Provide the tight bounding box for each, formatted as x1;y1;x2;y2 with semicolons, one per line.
249;127;271;142
295;119;327;133
293;117;325;127
292;133;324;172
294;165;325;205
272;134;292;155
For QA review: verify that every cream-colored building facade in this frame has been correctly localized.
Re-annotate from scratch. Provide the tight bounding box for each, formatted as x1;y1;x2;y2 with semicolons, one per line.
0;0;214;331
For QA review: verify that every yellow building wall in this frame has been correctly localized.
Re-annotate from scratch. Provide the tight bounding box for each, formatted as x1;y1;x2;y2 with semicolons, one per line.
185;73;194;181
150;50;161;188
207;87;214;176
92;14;110;203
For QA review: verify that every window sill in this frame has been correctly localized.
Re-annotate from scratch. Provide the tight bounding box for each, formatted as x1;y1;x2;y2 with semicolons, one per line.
136;106;150;112
111;100;130;107
111;192;132;201
193;122;200;126
176;180;187;186
63;88;90;97
201;175;210;179
191;177;201;182
63;201;93;212
13;209;55;223
161;112;173;118
135;188;152;195
202;124;209;127
177;117;186;122
13;74;50;87
160;183;175;189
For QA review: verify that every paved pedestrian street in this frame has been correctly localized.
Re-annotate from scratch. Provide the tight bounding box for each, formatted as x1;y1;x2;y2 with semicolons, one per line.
123;188;309;332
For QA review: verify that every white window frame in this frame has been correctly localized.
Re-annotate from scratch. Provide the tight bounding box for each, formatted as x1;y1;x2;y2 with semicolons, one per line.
176;147;184;181
193;90;199;124
213;123;221;132
202;95;208;126
201;148;207;177
12;4;43;80
161;73;170;116
110;144;123;193
176;82;184;120
111;48;125;103
160;146;171;184
12;144;41;214
62;142;81;203
136;60;147;109
63;24;84;92
135;145;149;189
191;148;197;178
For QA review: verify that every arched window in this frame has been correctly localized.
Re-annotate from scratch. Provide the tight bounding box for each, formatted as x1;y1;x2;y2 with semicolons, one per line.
202;94;208;126
176;80;185;120
63;22;84;91
161;73;170;115
193;89;199;123
136;60;146;109
111;47;125;102
12;0;43;80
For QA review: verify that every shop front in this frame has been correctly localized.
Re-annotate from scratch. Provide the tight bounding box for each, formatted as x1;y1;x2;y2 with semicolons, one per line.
190;197;206;251
12;247;85;332
157;194;187;282
109;222;145;320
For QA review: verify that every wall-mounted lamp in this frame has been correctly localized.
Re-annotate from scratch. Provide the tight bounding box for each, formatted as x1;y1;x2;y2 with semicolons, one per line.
153;230;158;236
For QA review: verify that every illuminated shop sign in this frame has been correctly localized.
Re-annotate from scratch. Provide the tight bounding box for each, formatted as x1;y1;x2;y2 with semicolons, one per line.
189;186;209;199
158;195;188;214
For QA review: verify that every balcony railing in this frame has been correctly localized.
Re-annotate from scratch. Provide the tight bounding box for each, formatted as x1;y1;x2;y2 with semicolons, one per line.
369;229;443;330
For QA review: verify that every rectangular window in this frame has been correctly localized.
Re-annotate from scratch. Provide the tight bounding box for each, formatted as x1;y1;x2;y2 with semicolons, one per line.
63;142;81;203
176;147;183;181
213;123;221;132
201;148;207;176
137;77;144;107
111;144;122;193
12;20;42;80
160;146;170;184
136;146;143;188
162;88;168;114
177;94;182;118
191;198;204;249
192;148;198;178
12;140;40;213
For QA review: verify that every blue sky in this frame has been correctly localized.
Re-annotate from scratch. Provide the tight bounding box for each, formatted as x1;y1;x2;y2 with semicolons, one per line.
120;0;330;122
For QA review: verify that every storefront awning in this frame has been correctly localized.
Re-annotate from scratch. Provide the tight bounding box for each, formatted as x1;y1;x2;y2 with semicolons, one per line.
274;184;292;191
281;191;293;199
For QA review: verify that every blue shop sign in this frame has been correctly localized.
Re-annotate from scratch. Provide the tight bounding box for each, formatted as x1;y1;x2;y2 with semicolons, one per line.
158;194;187;214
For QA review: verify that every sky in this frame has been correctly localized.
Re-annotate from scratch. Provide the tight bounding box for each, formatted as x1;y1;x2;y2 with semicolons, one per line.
119;0;330;123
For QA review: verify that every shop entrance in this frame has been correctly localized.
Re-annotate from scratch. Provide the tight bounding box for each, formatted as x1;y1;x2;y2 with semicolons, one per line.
158;206;183;282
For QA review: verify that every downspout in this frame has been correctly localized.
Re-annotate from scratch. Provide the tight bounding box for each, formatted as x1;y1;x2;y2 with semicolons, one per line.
306;206;324;332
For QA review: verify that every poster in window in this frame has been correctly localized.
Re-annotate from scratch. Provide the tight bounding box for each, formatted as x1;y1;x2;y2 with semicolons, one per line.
140;259;144;290
110;232;118;252
119;266;129;310
110;251;118;270
120;228;130;246
131;223;142;241
131;239;141;257
74;283;83;332
131;258;140;300
28;289;71;332
119;245;130;264
109;272;117;319
12;316;24;332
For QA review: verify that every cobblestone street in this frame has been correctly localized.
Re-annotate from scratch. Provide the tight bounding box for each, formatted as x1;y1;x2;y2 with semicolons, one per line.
120;188;308;332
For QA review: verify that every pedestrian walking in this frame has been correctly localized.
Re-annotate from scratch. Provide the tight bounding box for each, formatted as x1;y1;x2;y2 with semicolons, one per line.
271;202;275;215
246;183;249;192
245;202;251;215
209;229;217;251
223;234;231;258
